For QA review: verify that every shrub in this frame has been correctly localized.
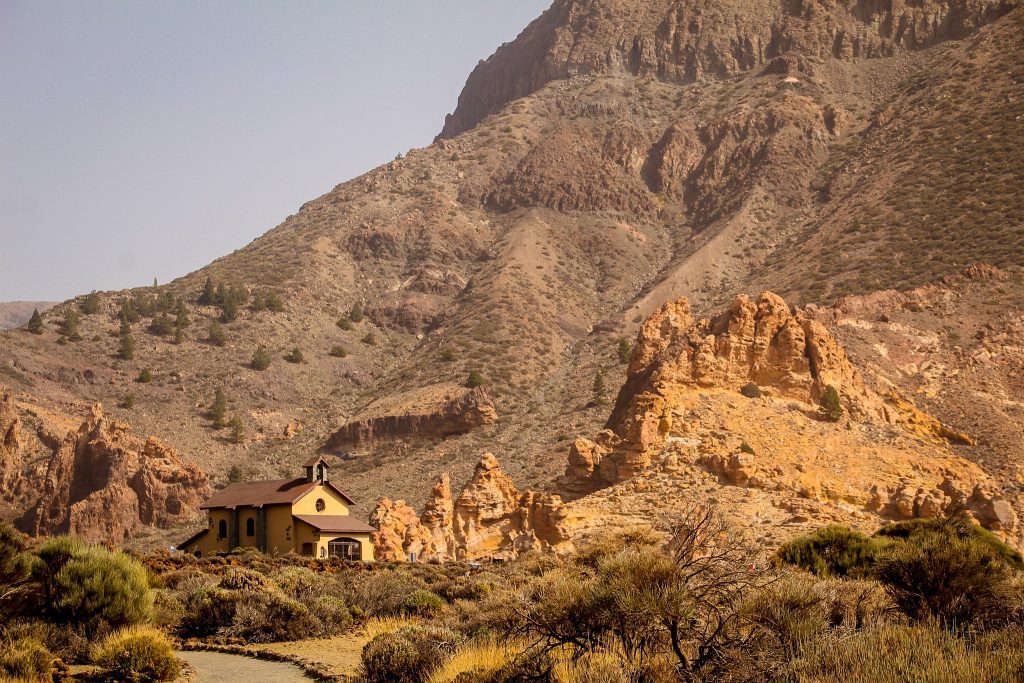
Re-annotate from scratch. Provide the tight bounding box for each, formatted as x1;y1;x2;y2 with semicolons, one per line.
776;525;885;578
0;636;53;682
35;540;153;636
466;370;484;388
362;625;459;683
120;393;135;409
147;314;174;337
229;415;244;444
819;385;843;422
210;387;227;429
336;318;353;331
402;589;445;617
440;348;456;362
228;591;321;643
354;572;425;617
740;382;762;398
179;587;239;637
81;292;101;315
27;309;44;334
251;345;272;370
60;310;81;341
361;332;376;346
617;338;632;364
137;369;153;383
875;530;1014;629
228;464;243;482
349;302;365;323
285;348;304;363
207;321;227;347
0;522;35;608
92;626;180;682
310;596;353;634
218;568;271;592
329;345;348;358
119;332;136;360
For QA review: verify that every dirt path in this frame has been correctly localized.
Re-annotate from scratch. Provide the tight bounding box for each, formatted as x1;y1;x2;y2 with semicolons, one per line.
251;634;367;678
176;650;313;682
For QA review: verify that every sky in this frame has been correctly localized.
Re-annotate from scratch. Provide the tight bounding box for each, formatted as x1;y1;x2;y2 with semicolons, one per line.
0;0;550;301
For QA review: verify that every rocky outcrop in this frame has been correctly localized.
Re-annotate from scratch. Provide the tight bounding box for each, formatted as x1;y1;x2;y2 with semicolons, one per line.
0;392;22;491
370;453;572;562
439;0;1015;139
20;404;209;542
328;384;498;449
560;292;983;503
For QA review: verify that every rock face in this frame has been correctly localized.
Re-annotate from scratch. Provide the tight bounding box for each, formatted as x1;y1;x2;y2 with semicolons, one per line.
19;404;209;542
327;385;498;449
438;0;1013;139
0;392;22;491
370;453;572;561
556;292;1016;538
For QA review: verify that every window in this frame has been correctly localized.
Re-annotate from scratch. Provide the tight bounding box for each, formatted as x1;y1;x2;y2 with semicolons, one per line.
246;517;255;537
316;463;326;481
327;538;362;561
218;520;227;539
315;498;326;512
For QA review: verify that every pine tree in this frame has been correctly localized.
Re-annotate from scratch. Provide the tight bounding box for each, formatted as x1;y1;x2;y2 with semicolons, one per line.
80;291;101;315
617;338;632;364
466;370;484;388
173;325;184;345
220;294;239;323
199;276;216;305
228;464;243;482
207;322;227;347
174;301;190;329
119;315;131;336
148;313;174;336
251;345;272;370
592;370;607;405
61;310;81;342
211;387;227;429
26;309;43;334
120;299;141;324
820;385;843;423
229;415;244;444
118;331;135;360
251;291;266;312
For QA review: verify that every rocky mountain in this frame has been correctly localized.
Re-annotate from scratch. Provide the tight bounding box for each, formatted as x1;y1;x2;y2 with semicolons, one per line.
0;0;1021;551
0;302;55;330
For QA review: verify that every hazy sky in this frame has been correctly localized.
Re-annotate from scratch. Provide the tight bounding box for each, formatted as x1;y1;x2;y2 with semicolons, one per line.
0;1;549;301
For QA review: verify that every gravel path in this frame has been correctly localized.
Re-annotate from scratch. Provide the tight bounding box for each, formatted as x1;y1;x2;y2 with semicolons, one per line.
176;651;313;682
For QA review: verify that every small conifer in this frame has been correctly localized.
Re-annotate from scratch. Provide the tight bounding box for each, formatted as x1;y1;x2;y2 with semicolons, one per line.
211;387;227;429
27;309;43;334
251;345;272;370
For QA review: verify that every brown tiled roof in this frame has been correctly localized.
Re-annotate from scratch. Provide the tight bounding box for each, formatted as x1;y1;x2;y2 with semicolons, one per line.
303;454;330;467
294;514;376;533
178;528;208;549
200;478;355;509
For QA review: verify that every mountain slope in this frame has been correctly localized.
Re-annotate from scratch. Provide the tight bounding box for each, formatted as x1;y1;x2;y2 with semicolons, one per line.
0;0;1021;550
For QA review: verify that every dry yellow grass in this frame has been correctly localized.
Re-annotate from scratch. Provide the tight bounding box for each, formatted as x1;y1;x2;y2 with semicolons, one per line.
359;615;419;641
427;638;527;683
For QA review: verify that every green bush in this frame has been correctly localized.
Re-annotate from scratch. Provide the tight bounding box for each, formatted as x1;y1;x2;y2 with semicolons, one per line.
0;522;35;609
0;636;54;682
617;338;632;364
819;385;843;422
361;332;376;346
740;382;762;398
402;589;445;616
218;568;272;592
329;345;348;358
361;625;459;683
34;539;153;636
349;302;365;323
251;345;272;370
466;370;484;388
285;348;304;363
336;318;353;331
27;309;44;334
776;525;886;578
210;387;227;429
179;587;239;637
92;626;180;682
137;369;153;383
81;292;101;315
228;591;320;643
207;321;227;347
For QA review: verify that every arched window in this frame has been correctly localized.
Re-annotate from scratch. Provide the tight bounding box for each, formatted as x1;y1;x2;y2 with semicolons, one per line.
315;498;326;512
218;519;227;539
327;538;362;561
246;517;255;537
316;463;326;481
